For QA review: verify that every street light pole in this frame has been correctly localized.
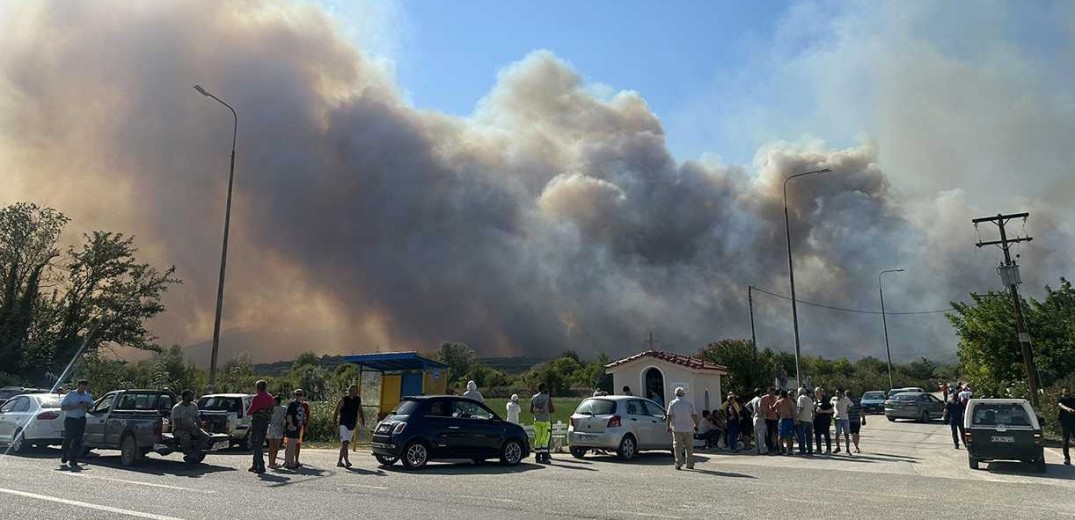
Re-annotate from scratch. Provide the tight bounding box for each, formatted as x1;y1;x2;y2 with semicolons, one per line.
194;85;238;393
878;269;905;391
783;167;832;389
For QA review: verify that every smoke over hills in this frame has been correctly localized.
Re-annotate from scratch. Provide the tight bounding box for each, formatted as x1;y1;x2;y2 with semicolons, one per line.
1;1;1072;363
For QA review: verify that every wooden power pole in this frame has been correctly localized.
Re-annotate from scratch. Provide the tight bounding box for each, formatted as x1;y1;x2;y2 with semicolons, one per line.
972;212;1040;408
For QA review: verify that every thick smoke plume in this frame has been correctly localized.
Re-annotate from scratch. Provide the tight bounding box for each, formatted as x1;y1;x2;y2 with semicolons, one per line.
1;0;1072;363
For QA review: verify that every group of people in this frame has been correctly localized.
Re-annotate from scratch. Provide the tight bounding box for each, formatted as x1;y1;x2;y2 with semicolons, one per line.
663;386;868;470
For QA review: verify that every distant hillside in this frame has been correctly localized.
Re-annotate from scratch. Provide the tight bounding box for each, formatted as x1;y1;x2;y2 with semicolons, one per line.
478;357;548;374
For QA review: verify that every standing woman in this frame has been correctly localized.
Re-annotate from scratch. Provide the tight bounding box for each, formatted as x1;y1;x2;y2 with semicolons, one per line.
813;387;834;454
266;395;286;469
723;393;742;453
847;392;865;454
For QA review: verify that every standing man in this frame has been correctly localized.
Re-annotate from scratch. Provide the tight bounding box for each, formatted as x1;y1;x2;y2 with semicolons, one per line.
506;394;521;425
942;393;966;450
666;387;698;470
1058;387;1074;465
284;389;307;470
463;380;484;403
813;387;834;454
832;390;852;454
846;391;865;453
761;387;779;455
246;379;275;474
59;379;93;469
746;388;768;455
333;384;365;468
531;384;554;463
795;388;814;455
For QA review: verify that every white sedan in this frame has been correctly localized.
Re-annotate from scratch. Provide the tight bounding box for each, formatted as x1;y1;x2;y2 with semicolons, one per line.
0;393;65;454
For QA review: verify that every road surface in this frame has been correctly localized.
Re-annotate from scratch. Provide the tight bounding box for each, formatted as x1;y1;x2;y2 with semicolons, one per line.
1;418;1071;520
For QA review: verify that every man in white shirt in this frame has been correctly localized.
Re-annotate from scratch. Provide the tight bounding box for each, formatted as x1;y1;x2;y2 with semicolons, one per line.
795;388;815;455
831;389;853;454
60;379;94;468
746;388;768;455
666;387;699;470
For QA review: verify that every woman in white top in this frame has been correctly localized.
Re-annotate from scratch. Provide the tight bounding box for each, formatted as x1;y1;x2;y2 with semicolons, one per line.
506;394;521;424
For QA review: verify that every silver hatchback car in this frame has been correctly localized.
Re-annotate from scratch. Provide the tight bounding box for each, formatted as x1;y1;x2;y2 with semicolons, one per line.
568;396;671;460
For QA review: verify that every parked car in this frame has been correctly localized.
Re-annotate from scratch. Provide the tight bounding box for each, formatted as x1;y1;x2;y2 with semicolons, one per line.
83;389;230;466
964;398;1046;473
568;395;671;461
0;387;50;407
886;387;926;398
885;392;945;422
196;393;254;449
0;393;64;453
371;396;529;470
860;391;887;414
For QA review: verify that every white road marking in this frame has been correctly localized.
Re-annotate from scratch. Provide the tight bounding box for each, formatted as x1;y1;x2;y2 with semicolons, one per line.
0;487;187;520
609;511;682;519
456;495;517;503
61;472;215;494
341;483;390;490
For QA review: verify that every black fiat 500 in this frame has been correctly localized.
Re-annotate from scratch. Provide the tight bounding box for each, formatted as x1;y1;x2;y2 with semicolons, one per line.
371;396;530;470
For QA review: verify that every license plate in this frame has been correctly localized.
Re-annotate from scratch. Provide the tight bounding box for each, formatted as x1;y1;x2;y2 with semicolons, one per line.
577;434;596;442
990;436;1015;443
213;440;230;450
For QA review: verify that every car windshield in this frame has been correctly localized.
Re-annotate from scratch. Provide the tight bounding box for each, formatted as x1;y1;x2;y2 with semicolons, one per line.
0;389;22;400
863;392;885;400
972;404;1032;426
198;397;243;413
575;398;616;415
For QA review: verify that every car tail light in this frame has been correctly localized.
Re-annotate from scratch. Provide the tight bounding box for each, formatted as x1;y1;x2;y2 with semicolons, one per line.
1033;432;1043;446
392;422;407;435
570;418;577;429
607;416;621;428
36;411;59;421
964;431;972;444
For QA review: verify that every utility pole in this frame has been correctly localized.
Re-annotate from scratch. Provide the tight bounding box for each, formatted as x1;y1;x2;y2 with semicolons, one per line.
878;269;904;391
972;212;1040;408
748;286;758;362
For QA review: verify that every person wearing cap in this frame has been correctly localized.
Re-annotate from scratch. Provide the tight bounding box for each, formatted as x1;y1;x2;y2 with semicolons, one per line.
463;380;484;403
59;379;94;468
284;389;307;470
506;394;521;424
666;387;698;470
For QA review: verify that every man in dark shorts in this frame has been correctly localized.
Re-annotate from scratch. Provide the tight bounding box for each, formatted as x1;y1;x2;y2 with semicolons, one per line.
846;391;865;453
284;389;306;470
333;384;366;468
1058;387;1074;465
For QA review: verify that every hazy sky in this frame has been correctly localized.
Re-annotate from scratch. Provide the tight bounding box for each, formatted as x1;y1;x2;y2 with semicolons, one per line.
1;0;1072;364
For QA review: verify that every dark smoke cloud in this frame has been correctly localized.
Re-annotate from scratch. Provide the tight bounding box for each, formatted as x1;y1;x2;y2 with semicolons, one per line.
1;0;1071;364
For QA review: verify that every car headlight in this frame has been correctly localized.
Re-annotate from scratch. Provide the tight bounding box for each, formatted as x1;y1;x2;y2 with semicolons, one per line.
392;422;407;435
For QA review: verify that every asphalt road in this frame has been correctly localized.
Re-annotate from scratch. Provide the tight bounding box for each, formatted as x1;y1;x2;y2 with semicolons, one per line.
1;418;1072;520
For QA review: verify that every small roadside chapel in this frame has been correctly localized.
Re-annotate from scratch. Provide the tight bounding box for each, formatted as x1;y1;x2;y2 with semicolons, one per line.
605;350;728;410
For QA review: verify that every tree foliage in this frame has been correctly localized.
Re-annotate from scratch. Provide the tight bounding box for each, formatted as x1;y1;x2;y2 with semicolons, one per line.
0;203;179;385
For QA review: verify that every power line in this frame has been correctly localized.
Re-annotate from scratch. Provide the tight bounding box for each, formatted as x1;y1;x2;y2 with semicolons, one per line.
749;286;955;315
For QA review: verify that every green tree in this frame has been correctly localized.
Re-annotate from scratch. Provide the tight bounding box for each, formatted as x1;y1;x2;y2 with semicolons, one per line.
697;339;769;397
436;342;476;386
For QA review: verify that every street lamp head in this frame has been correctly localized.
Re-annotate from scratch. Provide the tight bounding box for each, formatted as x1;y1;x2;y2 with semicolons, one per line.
193;85;209;97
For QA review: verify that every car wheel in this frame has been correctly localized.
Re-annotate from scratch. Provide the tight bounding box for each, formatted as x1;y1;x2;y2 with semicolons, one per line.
500;439;524;466
10;429;28;454
919;411;930;423
120;435;143;467
616;435;637;461
401;441;429;470
1035;457;1047;474
886;416;895;422
570;446;587;459
184;451;207;464
374;454;399;467
968;457;979;470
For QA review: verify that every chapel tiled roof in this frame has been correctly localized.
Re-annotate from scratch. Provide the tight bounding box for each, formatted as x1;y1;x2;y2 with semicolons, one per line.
605;350;729;373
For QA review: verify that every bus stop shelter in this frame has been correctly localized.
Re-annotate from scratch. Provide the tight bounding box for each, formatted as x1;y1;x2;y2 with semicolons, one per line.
342;352;448;418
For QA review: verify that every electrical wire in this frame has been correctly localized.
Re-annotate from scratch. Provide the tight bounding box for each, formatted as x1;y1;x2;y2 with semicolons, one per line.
749;286;956;315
